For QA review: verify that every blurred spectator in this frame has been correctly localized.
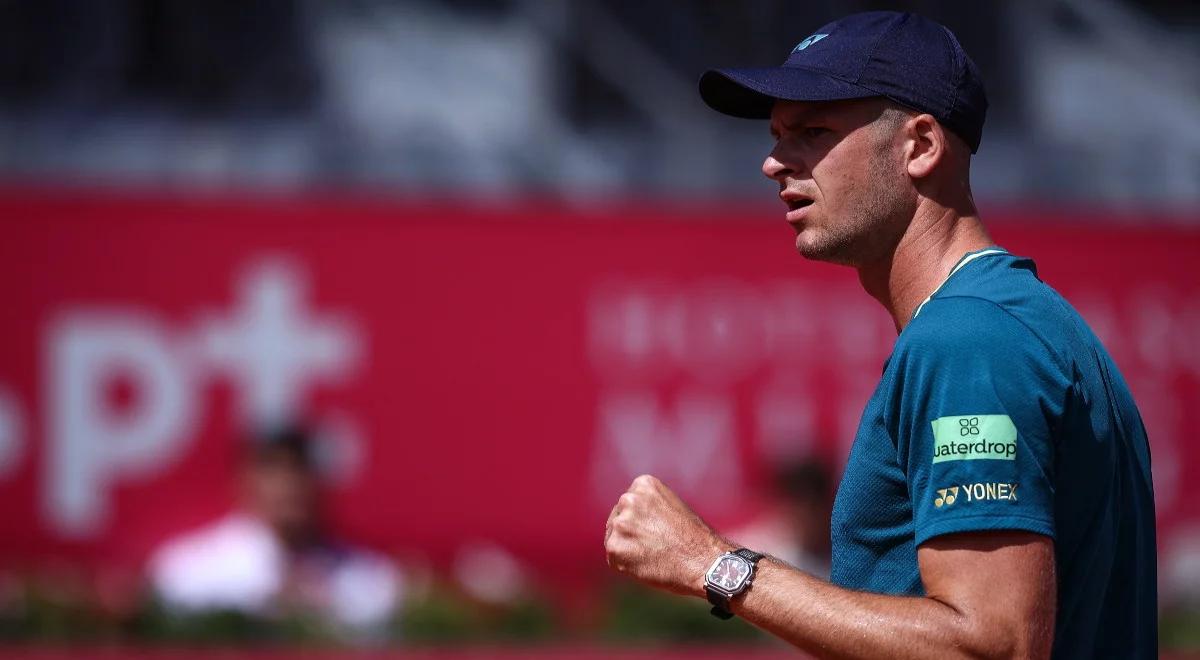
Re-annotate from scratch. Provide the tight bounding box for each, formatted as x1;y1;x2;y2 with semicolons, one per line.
453;541;530;607
730;458;834;578
148;425;402;635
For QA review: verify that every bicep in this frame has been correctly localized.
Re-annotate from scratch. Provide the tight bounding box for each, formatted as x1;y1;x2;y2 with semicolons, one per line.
918;530;1056;658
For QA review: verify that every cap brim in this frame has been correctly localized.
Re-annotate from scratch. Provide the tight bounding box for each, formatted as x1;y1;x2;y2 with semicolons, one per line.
699;66;878;119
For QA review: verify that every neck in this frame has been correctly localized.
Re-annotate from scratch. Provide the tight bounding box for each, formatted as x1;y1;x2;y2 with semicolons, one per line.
857;200;992;333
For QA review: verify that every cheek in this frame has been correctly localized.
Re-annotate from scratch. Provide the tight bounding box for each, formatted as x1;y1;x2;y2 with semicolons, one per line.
816;150;880;206
811;159;853;207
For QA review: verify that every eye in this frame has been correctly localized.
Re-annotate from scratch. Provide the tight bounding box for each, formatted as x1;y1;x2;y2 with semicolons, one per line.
803;126;829;138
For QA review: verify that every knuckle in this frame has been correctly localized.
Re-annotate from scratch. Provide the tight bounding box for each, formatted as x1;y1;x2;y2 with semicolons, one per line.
605;545;627;570
606;505;620;524
632;474;657;490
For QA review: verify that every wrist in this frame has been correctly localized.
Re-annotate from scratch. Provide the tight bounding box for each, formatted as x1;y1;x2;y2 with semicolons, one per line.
702;546;765;620
692;538;737;597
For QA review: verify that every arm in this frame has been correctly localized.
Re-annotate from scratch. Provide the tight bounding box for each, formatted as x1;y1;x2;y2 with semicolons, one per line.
604;474;1055;660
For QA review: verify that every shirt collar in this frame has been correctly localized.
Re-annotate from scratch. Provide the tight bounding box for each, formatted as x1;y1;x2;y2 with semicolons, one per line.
910;246;1009;321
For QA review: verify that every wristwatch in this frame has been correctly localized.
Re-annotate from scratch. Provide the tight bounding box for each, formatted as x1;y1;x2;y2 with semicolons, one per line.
703;547;764;619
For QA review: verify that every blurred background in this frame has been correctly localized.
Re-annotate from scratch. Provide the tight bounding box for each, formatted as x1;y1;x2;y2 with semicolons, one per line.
0;0;1198;658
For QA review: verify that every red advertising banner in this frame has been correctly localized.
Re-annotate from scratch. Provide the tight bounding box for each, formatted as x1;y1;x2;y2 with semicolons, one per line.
0;190;1197;593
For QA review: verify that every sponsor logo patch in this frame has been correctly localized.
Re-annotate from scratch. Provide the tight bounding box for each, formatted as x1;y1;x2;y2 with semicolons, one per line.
934;482;1019;508
931;414;1017;463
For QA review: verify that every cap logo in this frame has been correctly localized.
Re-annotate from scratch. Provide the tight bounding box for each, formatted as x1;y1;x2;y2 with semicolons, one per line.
792;33;828;52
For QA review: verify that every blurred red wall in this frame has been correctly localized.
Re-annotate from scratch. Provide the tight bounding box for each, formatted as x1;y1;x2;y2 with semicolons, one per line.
0;190;1196;593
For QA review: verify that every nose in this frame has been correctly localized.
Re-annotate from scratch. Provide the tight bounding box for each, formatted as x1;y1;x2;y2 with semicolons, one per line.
762;145;794;181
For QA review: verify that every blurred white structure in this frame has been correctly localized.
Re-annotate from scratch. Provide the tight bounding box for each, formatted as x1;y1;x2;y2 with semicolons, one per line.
1014;0;1200;210
0;0;1197;211
150;511;403;630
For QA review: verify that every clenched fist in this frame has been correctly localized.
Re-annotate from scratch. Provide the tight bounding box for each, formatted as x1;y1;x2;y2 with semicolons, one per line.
604;474;733;597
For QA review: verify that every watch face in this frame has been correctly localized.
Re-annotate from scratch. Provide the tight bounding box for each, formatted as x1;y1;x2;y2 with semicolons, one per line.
707;556;752;592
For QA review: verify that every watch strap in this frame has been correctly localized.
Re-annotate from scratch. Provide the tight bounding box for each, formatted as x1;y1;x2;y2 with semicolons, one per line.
706;586;735;620
734;548;764;563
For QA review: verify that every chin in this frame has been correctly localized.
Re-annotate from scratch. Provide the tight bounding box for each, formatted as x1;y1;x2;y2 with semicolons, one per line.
794;234;861;267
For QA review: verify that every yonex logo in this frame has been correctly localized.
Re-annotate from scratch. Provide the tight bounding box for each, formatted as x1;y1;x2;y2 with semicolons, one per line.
792;34;829;52
935;483;1018;508
934;486;959;508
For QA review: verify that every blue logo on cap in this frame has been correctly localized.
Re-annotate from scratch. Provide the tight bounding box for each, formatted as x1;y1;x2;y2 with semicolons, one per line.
792;33;829;52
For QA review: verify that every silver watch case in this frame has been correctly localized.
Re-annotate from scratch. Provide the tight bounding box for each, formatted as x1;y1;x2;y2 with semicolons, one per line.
703;551;756;597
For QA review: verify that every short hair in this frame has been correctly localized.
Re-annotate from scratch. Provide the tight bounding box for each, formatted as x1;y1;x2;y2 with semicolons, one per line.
247;424;316;471
874;99;973;160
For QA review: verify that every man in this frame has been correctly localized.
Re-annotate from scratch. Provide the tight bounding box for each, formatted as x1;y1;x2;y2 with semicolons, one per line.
150;425;403;635
603;11;1156;659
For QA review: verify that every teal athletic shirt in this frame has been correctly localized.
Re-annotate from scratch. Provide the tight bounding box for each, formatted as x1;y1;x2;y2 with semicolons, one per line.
829;247;1157;657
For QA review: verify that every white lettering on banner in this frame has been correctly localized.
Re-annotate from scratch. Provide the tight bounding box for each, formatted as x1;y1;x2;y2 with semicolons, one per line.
0;388;25;478
588;279;894;382
1074;287;1200;380
681;281;769;383
588;279;895;513
760;282;821;358
592;390;738;509
195;259;362;427
754;381;817;463
46;314;195;538
1132;289;1176;373
33;257;366;539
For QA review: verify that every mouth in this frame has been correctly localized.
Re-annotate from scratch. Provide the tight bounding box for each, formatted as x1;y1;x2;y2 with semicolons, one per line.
786;198;814;213
783;197;814;224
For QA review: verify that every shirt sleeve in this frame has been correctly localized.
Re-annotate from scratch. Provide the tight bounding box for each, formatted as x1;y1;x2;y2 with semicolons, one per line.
892;296;1068;546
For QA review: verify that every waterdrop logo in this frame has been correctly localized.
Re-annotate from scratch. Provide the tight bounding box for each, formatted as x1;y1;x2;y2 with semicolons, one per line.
792;34;829;52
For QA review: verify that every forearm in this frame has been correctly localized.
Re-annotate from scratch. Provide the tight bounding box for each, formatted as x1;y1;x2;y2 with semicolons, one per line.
729;558;1008;659
604;476;1053;658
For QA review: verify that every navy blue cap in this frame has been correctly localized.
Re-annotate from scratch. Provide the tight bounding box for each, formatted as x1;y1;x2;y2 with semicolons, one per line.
699;11;988;153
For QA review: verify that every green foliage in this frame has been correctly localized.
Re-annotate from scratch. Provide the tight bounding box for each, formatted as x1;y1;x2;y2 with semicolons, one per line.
397;589;558;643
2;569;1198;650
1160;606;1200;650
599;583;767;643
0;578;108;642
132;598;339;645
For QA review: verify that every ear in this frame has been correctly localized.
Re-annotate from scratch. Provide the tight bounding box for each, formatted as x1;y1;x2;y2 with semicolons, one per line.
904;114;945;179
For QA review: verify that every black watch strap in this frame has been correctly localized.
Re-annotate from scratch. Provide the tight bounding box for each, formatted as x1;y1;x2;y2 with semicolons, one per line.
734;548;764;563
707;548;763;620
706;586;735;619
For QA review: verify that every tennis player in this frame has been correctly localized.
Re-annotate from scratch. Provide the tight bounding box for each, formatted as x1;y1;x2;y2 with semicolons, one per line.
604;11;1156;658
